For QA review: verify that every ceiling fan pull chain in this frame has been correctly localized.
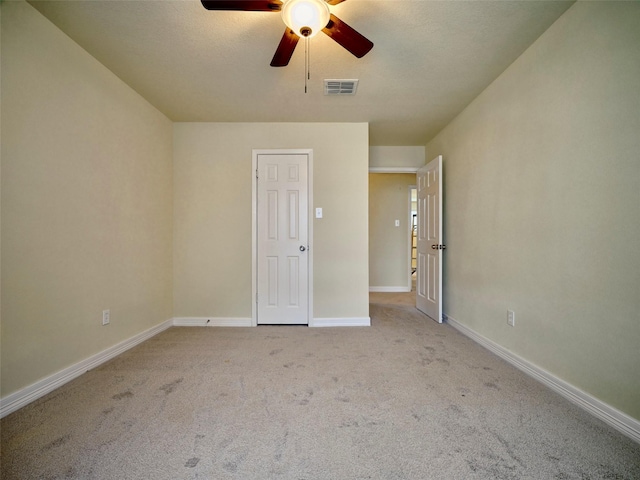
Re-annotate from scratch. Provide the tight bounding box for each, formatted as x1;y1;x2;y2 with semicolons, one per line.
304;36;309;93
307;35;311;81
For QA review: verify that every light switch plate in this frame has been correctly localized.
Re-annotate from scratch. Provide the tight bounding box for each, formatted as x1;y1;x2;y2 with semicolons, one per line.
315;208;323;219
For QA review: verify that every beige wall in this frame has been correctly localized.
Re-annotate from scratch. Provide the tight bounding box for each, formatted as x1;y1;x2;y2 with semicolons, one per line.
427;2;640;419
173;123;369;320
369;174;415;290
1;1;174;397
369;146;425;170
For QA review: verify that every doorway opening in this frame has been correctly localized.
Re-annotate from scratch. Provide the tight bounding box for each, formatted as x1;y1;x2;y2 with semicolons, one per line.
368;172;417;309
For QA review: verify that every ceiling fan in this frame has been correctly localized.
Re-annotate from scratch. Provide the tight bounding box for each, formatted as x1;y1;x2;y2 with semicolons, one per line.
201;0;374;67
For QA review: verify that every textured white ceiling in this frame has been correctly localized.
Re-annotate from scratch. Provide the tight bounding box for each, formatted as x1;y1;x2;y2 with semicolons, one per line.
28;0;574;145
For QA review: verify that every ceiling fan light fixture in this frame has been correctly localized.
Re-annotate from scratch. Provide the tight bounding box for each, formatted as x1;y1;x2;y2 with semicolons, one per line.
281;0;330;38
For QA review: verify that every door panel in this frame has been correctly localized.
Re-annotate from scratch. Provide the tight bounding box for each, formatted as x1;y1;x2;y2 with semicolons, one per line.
257;154;309;324
416;156;443;323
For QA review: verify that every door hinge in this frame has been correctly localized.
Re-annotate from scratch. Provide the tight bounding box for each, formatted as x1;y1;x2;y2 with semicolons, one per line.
256;169;259;179
256;293;258;303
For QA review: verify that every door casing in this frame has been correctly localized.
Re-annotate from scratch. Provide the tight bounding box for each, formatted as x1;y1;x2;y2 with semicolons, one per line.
252;149;314;327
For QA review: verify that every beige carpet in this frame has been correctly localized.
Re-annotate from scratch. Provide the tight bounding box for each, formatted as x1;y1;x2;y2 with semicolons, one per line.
2;294;639;479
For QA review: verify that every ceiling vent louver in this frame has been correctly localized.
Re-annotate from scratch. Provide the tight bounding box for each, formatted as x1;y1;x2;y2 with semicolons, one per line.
324;79;359;96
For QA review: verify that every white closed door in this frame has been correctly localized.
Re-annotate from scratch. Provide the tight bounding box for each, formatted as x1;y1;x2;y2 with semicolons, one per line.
416;155;443;323
257;153;309;325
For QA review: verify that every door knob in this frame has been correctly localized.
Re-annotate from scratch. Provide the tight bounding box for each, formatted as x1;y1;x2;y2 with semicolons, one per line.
299;245;306;252
431;245;437;249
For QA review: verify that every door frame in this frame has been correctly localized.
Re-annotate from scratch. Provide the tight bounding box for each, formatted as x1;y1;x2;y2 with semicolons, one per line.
252;149;314;327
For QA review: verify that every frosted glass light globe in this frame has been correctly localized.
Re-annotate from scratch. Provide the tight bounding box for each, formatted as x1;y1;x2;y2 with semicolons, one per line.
281;0;330;38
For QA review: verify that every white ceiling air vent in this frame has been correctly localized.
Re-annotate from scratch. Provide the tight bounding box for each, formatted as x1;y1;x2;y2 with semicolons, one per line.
324;79;359;96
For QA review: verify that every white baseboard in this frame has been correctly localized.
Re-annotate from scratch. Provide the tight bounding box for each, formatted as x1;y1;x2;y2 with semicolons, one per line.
311;317;371;327
369;286;412;293
173;317;371;328
0;319;173;419
172;317;253;327
444;314;640;444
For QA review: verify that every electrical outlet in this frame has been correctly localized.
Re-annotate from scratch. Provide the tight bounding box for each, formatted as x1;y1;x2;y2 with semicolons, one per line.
507;310;515;327
102;309;110;326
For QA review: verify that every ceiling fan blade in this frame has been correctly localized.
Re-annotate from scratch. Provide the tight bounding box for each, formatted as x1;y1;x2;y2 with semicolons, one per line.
201;0;282;12
322;14;373;58
325;0;347;5
271;28;300;67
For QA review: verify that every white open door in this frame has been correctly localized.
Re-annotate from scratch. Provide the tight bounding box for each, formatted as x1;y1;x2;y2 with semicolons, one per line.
416;155;443;323
256;152;309;325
